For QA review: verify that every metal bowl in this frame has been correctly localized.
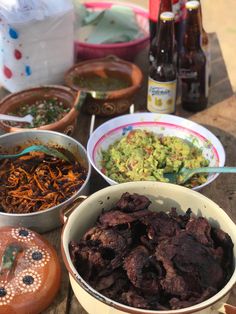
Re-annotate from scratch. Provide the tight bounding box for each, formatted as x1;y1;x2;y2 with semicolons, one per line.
0;130;91;233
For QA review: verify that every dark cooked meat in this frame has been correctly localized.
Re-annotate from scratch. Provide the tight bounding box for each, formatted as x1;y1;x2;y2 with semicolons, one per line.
98;209;152;227
100;274;129;302
155;237;189;297
170;287;216;310
156;232;224;299
94;269;129;293
69;192;234;310
169;207;192;228
115;192;151;212
186;216;213;246
121;288;151;309
124;246;160;294
211;227;234;280
141;211;181;243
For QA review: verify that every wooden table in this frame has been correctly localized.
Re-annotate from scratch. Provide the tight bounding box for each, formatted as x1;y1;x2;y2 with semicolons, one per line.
15;32;234;313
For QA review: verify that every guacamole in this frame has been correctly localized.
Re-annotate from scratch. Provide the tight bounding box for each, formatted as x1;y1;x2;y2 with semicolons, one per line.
101;129;209;188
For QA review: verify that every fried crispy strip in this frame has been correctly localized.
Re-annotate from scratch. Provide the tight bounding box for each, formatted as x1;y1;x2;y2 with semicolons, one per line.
0;151;86;213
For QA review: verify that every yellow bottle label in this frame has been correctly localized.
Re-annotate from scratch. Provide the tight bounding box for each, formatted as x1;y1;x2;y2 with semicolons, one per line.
147;78;177;113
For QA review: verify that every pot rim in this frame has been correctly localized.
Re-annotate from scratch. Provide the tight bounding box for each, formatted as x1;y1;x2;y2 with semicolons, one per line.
0;130;91;217
61;181;236;314
0;85;78;132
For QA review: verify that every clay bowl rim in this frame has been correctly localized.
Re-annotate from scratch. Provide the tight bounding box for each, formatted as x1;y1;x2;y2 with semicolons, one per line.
0;85;79;132
64;57;143;100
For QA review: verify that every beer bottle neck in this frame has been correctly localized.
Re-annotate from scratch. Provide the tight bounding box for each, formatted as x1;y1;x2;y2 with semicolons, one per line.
156;19;175;64
159;0;172;16
198;2;209;44
155;0;173;37
184;8;201;50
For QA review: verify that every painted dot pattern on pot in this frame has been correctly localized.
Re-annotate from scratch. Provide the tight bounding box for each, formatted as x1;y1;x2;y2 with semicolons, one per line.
11;228;35;243
24;247;50;267
0;281;15;306
15;270;42;293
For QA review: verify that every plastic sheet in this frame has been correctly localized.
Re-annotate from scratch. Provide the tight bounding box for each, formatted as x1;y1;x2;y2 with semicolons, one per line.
0;0;74;92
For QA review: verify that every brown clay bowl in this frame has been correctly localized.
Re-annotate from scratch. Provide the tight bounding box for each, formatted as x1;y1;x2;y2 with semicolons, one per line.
64;56;143;117
0;85;79;135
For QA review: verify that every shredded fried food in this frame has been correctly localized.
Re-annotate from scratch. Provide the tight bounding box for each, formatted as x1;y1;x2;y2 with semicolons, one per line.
0;151;87;214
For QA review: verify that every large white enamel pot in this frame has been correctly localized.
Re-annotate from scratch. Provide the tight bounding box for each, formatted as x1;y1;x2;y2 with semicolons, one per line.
61;182;236;314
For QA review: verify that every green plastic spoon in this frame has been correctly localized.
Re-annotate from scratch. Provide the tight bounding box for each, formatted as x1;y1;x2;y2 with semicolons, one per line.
0;145;70;162
164;167;236;185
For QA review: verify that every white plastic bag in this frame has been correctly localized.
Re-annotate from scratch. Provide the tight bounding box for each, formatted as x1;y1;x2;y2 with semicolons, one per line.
0;0;74;92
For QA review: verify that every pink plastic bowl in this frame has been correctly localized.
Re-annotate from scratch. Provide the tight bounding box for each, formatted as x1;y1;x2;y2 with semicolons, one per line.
74;1;150;61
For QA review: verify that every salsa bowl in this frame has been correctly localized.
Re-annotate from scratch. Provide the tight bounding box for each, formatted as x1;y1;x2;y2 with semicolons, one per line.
0;130;91;233
65;56;143;116
87;113;225;190
61;181;236;314
0;85;79;135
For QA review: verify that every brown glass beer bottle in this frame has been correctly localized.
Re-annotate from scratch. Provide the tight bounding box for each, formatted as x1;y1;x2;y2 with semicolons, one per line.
149;0;173;65
147;12;177;114
186;0;211;86
149;0;160;44
178;1;208;111
198;0;211;87
172;0;185;52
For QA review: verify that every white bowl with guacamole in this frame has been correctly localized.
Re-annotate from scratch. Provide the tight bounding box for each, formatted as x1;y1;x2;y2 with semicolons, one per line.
87;113;225;190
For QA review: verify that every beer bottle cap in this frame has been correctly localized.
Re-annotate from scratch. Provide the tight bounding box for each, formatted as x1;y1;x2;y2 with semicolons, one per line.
160;12;175;21
186;1;200;10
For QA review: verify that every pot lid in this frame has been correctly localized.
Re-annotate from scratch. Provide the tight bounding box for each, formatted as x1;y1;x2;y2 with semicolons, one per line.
0;226;61;314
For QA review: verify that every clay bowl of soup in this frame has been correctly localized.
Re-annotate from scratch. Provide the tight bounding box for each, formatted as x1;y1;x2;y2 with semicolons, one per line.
0;85;79;135
64;56;143;116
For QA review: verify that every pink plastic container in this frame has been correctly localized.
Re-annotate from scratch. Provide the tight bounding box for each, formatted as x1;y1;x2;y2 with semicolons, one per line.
74;1;150;61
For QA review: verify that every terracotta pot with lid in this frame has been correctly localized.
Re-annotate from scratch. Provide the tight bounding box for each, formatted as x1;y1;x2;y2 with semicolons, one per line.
0;226;61;314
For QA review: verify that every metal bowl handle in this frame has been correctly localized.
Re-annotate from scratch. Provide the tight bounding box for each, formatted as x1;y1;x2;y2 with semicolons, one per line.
216;303;236;314
60;196;87;225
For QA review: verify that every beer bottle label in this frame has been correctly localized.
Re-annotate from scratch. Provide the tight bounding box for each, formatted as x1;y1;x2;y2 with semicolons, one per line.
147;77;177;113
182;81;201;101
179;69;198;79
179;69;201;101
